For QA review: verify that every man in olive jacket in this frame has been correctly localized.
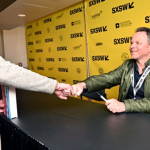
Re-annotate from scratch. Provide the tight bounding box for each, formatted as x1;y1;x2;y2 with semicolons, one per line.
70;27;150;113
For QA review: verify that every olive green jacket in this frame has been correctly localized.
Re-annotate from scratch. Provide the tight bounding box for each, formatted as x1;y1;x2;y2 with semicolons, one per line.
84;59;150;113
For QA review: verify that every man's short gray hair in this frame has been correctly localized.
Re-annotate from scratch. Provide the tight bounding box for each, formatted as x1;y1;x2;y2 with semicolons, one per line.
136;27;150;44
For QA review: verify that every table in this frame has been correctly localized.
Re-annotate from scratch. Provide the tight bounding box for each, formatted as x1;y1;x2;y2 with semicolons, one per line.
0;89;150;150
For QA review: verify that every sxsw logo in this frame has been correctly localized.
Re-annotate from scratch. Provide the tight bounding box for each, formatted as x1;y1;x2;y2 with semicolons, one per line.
36;40;42;44
58;68;69;72
145;16;150;23
28;42;33;45
96;42;103;46
76;68;81;74
61;79;66;82
114;37;132;45
35;31;42;35
92;11;103;19
36;49;43;53
90;26;107;34
71;20;81;26
72;57;85;62
56;13;63;19
115;20;132;28
89;0;105;7
57;46;67;51
55;24;66;30
29;58;35;61
121;53;129;61
37;67;44;70
48;67;54;71
43;18;52;23
70;32;83;38
46;58;55;62
70;7;83;15
39;57;42;62
48;77;55;79
28;33;32;37
45;38;53;43
27;25;32;29
47;27;50;33
92;55;109;61
115;23;120;28
48;47;51;52
98;68;104;74
59;35;63;41
112;2;134;14
59;58;66;61
73;44;82;50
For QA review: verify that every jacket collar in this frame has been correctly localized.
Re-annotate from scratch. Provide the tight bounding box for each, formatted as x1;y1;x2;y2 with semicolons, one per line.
145;58;150;67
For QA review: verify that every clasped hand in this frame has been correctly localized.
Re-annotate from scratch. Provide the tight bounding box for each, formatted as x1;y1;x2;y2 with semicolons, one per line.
55;82;85;99
105;99;125;113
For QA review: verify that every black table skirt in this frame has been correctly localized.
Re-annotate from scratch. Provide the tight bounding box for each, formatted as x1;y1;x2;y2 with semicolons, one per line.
0;115;49;150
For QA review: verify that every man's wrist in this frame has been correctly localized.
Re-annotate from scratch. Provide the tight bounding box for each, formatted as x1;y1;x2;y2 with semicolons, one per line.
80;82;87;89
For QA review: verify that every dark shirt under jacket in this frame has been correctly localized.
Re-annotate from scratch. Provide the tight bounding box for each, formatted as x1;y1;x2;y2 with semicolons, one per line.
126;62;144;100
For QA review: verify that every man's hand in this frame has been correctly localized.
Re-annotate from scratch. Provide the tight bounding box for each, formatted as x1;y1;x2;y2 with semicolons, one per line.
105;99;125;113
71;82;87;97
0;100;4;112
55;83;71;100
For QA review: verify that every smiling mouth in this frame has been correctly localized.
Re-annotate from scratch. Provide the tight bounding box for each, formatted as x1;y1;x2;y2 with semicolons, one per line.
130;51;137;54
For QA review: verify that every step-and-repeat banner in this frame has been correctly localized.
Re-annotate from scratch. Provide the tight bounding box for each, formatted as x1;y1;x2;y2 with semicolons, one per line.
26;0;150;100
26;2;87;85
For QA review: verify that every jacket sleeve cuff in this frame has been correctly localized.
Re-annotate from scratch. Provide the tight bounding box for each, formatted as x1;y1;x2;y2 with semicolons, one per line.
83;79;93;92
124;100;131;112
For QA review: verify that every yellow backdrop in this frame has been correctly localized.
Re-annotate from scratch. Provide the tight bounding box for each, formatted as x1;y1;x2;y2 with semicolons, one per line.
26;2;88;86
26;0;150;100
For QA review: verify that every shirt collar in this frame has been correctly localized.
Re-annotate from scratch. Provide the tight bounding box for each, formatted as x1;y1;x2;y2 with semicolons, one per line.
134;61;138;71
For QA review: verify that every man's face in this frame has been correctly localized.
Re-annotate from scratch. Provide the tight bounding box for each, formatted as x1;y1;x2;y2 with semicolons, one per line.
130;31;150;61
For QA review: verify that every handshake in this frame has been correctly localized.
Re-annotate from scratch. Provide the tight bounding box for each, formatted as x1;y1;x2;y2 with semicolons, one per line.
55;82;87;100
54;82;126;113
